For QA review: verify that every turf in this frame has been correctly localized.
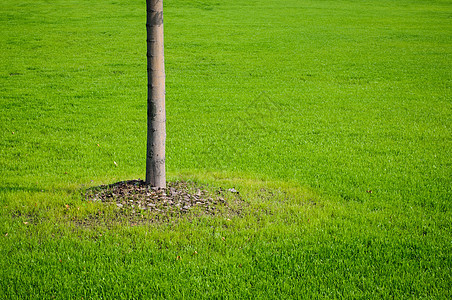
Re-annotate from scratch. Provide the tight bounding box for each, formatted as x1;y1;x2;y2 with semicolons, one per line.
1;0;451;298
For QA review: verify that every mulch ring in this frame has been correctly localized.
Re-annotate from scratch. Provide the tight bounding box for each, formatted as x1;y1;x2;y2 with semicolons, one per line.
83;180;244;224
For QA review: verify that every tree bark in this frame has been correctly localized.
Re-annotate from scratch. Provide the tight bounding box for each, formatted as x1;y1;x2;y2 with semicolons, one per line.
145;0;166;188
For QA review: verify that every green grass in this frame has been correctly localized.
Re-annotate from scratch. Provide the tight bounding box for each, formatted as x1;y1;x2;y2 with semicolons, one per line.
1;0;451;298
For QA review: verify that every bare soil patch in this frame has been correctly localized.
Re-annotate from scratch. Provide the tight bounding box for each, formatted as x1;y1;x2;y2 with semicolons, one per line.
82;180;244;225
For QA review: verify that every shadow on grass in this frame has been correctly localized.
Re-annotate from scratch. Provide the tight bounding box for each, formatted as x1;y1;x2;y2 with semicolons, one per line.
0;186;45;193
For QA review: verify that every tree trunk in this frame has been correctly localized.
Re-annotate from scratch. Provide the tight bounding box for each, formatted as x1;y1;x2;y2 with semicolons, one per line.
145;0;166;188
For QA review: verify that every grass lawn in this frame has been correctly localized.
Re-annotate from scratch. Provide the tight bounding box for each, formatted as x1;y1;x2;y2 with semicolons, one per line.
1;0;451;298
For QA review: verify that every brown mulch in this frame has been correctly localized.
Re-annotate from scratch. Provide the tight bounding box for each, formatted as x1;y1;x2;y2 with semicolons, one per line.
83;180;244;224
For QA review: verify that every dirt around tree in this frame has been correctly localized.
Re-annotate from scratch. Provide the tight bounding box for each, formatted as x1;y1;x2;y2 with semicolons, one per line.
83;180;244;225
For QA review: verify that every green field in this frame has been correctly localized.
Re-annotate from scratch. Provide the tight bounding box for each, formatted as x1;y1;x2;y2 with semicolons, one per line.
1;0;451;298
